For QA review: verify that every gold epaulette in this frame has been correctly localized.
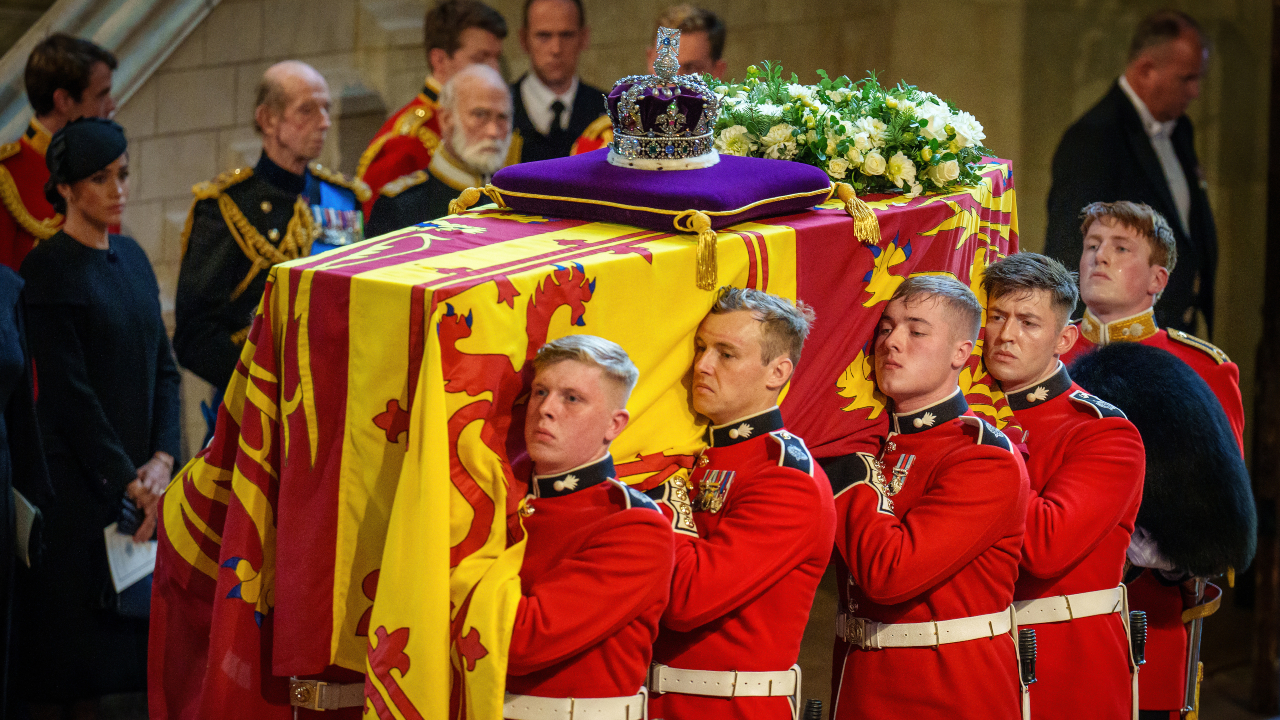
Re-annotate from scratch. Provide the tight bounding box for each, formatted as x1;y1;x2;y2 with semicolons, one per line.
379;171;429;198
1168;328;1231;365
580;114;613;141
0;141;61;241
183;168;253;258
356;102;439;180
309;162;372;203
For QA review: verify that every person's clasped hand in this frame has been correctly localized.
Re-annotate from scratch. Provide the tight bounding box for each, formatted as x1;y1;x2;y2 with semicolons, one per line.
125;451;174;542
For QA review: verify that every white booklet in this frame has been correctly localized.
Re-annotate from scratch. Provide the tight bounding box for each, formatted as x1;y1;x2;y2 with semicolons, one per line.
103;522;157;592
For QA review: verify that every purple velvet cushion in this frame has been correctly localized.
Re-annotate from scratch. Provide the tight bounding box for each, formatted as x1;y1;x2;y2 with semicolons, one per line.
490;149;832;230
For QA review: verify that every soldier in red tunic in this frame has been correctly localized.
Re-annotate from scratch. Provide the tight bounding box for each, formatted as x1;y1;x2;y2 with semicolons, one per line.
1060;201;1245;720
821;276;1030;720
355;0;507;216
645;287;834;720
504;335;674;719
982;253;1146;720
2;34;116;270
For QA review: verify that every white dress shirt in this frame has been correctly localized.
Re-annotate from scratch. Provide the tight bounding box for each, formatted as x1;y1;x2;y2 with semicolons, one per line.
520;73;579;136
1119;75;1192;235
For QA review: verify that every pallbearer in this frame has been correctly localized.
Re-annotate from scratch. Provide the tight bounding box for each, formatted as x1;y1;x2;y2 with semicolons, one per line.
647;287;834;720
983;253;1146;720
822;276;1030;720
505;335;674;719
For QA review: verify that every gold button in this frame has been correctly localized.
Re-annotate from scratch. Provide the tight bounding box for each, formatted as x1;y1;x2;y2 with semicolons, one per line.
268;228;280;241
519;504;535;517
260;201;272;213
698;455;709;467
415;108;426;117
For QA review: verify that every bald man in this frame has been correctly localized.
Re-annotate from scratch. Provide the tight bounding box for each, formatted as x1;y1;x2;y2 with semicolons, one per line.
365;63;512;237
175;61;370;401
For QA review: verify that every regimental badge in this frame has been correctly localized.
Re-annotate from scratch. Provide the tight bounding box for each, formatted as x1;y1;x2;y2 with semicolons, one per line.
698;469;735;513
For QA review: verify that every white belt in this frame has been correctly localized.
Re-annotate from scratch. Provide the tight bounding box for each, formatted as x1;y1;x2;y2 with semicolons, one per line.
648;664;802;720
1014;586;1124;625
288;679;364;710
503;689;647;720
836;607;1013;649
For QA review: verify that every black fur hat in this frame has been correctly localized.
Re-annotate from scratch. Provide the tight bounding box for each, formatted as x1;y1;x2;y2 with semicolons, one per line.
1070;343;1256;576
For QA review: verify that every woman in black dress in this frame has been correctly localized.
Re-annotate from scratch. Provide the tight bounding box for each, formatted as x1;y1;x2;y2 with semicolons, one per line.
17;118;180;716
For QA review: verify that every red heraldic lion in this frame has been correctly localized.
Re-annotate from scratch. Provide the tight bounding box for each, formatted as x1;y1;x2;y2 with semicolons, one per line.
1063;308;1243;453
647;407;834;720
0;119;60;269
1006;363;1145;720
821;390;1030;720
506;455;674;708
355;79;444;218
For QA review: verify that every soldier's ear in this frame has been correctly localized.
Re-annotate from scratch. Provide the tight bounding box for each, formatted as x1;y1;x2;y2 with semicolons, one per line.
604;408;630;443
1055;322;1079;357
765;355;793;392
1147;264;1170;298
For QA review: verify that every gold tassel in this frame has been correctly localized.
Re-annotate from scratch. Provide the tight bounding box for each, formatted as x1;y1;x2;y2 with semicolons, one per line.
674;210;717;291
448;187;483;216
1227;566;1235;588
835;182;881;245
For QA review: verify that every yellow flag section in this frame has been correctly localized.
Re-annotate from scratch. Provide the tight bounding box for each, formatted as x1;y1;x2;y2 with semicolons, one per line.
362;216;799;719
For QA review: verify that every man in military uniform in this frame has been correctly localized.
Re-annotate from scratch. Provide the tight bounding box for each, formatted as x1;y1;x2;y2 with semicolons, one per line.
365;64;512;237
505;335;673;718
1;34;116;269
511;0;612;162
645;287;834;720
175;61;369;397
982;253;1146;720
822;276;1030;720
356;0;507;216
1061;200;1244;720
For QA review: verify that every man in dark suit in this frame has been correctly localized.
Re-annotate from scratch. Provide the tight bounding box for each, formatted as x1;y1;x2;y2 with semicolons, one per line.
510;0;610;162
1045;10;1214;334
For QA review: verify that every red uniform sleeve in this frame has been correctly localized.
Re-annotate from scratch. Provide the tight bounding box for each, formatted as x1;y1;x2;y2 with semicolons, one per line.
1207;361;1244;456
838;447;1026;606
358;137;435;218
508;511;674;676
664;467;832;632
1020;418;1144;578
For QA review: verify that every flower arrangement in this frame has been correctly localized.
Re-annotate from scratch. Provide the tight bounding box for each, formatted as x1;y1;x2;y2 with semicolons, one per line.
709;62;992;198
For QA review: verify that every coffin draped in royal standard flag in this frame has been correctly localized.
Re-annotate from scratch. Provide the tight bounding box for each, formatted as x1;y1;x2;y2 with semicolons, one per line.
150;160;1021;720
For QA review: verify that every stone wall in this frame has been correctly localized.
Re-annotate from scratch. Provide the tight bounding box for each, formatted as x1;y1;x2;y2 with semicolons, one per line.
109;0;1270;459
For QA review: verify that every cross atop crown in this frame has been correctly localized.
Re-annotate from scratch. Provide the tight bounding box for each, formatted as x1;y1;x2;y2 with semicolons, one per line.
653;27;681;79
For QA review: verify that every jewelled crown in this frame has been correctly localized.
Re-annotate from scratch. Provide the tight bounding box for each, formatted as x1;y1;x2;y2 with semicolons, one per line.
606;27;721;169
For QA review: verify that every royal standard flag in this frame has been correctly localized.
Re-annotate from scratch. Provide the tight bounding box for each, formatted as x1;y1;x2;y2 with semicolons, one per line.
151;161;1020;720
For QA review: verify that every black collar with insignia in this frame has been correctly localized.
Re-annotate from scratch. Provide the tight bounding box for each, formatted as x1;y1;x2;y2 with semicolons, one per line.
708;406;784;448
891;389;969;435
532;455;614;498
1005;362;1073;411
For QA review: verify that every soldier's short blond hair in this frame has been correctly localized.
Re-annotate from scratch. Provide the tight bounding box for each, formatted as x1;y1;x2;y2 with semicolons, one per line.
532;335;639;405
709;286;815;366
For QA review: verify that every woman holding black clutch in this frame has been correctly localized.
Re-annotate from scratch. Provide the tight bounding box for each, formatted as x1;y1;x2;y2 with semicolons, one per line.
17;117;180;715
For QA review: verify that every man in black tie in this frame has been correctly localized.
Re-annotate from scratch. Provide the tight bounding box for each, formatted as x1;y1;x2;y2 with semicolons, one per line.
1044;10;1216;334
510;0;611;162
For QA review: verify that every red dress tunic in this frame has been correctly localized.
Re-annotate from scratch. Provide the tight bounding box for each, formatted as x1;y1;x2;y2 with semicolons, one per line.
826;390;1030;720
1006;364;1145;720
649;407;835;720
0;119;59;270
1063;308;1244;713
355;79;444;218
506;455;674;700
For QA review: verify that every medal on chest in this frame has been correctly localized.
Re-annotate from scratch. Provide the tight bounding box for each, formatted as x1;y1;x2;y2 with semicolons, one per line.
697;469;735;513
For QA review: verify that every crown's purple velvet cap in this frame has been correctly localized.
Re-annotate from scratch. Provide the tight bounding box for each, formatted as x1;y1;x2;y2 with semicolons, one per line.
608;81;711;135
491;148;831;231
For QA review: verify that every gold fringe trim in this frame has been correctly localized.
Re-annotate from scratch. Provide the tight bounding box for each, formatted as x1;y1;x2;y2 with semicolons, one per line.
674;210;717;291
0;161;61;241
309;162;372;203
217;193;317;301
834;182;881;245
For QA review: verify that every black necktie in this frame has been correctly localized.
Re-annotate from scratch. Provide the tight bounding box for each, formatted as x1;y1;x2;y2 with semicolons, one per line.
549;100;566;137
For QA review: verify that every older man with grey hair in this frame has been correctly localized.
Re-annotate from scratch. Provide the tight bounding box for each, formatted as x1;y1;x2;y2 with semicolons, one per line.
365;63;512;237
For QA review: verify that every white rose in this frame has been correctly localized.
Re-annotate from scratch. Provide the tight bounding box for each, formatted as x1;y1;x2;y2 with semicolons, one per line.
862;150;887;176
950;111;986;147
826;157;851;179
715;125;759;157
803;129;820;145
916;100;952;141
852;132;872;152
853;117;888;148
828;88;851;104
886;151;917;188
927;159;961;185
845;146;864;166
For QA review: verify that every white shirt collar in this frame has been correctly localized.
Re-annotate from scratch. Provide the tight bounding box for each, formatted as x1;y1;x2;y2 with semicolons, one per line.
521;73;579;134
1118;75;1177;140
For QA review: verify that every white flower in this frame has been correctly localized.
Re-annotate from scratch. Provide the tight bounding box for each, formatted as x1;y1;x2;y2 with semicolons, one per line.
886;151;917;188
715;125;759;157
926;159;961;185
904;181;924;199
803;129;820;145
845;146;864;166
852;132;872;152
785;83;813;101
826;157;851;179
898;98;916;113
754;102;784;121
862;150;887;176
950;111;986;147
852;117;888;148
828;87;851;104
916;100;953;141
760;123;798;160
714;85;729;96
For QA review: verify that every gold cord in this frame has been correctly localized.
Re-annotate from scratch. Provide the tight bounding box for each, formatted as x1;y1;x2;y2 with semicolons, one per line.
0;162;61;241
